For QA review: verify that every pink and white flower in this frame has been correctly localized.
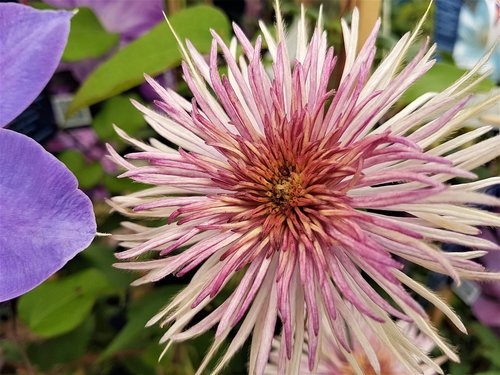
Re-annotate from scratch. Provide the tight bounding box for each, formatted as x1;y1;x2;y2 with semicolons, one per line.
109;3;500;374
266;313;445;375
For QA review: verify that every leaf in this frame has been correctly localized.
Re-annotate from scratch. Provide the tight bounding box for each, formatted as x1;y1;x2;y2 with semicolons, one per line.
68;5;230;116
92;94;147;141
27;317;95;371
0;339;24;363
448;362;471;375
81;242;135;290
58;150;104;189
18;269;113;338
100;286;181;359
103;173;148;194
78;162;104;189
62;7;119;62
399;62;495;106
58;149;86;171
471;322;500;368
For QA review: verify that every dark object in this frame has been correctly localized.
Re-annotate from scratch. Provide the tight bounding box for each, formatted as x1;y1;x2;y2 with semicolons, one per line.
6;92;58;144
434;0;463;54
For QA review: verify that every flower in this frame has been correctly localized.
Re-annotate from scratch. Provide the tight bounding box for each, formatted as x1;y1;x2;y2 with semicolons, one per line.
442;184;500;334
265;313;445;375
109;3;500;374
43;0;164;42
0;3;96;302
452;0;500;83
463;185;500;333
0;3;72;126
43;0;165;83
472;227;500;333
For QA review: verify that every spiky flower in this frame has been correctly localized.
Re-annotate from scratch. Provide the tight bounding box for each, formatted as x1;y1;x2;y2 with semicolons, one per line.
266;313;445;375
109;3;500;375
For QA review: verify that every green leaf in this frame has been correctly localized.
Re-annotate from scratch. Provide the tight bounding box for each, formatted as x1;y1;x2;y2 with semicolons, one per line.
78;162;104;189
18;269;114;338
103;173;148;194
92;94;147;141
471;322;500;367
62;7;119;62
100;286;181;360
68;5;230;116
399;62;495;106
58;150;86;172
81;242;135;290
27;317;95;371
58;150;104;189
471;322;500;346
448;362;471;375
0;339;24;363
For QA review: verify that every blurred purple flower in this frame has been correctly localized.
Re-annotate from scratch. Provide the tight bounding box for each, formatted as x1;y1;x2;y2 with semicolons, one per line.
43;0;166;88
43;0;164;41
472;186;500;332
138;70;177;102
46;127;116;173
0;3;96;302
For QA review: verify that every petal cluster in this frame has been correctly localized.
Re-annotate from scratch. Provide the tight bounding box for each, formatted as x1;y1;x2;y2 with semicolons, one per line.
110;4;500;375
0;3;72;126
0;129;96;301
266;314;444;375
0;3;96;302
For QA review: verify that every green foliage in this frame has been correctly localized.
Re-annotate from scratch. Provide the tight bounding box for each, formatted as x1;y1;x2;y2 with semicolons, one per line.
103;174;149;194
62;7;120;62
399;62;496;106
26;317;95;371
30;3;119;61
81;243;135;290
101;286;181;360
392;0;434;37
92;94;147;142
441;297;500;374
67;5;230;116
18;269;113;338
470;323;500;369
58;150;104;189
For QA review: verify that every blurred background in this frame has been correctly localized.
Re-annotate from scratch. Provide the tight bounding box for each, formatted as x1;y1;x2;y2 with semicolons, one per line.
0;0;498;374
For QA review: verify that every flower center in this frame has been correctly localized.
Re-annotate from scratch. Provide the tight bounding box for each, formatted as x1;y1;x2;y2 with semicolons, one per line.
266;165;305;211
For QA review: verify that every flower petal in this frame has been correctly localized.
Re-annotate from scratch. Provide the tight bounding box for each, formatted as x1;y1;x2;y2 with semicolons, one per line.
0;3;72;127
44;0;164;40
0;129;96;302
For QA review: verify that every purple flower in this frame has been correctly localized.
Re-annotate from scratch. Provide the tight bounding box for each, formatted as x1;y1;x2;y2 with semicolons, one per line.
43;0;164;41
0;3;96;302
0;129;96;302
43;0;164;84
472;187;500;331
0;3;72;126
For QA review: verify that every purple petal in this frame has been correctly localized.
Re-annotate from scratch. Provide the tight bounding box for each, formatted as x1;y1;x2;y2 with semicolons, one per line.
44;0;164;40
0;4;72;127
0;129;96;302
472;296;500;328
477;225;500;299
